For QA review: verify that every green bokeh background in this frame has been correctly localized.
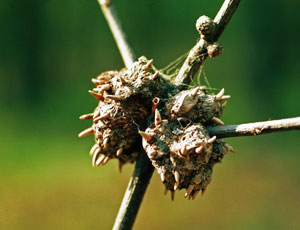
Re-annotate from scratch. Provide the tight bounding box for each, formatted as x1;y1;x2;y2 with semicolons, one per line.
1;0;300;229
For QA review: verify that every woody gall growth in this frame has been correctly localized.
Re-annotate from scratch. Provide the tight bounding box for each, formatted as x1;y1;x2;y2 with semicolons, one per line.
79;56;232;200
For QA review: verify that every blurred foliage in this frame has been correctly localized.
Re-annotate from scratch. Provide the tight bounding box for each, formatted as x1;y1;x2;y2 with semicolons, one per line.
0;0;300;229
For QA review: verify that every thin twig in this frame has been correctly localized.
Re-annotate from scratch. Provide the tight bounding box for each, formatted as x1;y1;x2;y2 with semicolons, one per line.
213;0;242;40
98;0;136;68
98;1;154;229
207;117;300;138
112;150;154;230
174;0;241;85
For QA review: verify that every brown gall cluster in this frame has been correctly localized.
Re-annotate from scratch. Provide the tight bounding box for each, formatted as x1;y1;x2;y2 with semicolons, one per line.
79;56;233;200
139;87;233;200
78;57;178;172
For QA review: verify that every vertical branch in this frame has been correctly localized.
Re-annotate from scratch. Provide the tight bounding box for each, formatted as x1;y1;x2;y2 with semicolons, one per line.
112;150;154;230
97;1;154;229
98;0;136;68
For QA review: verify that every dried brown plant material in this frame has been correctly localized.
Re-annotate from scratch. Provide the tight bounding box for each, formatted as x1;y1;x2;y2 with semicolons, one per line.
207;42;223;58
196;15;215;39
140;117;228;199
79;56;178;168
165;87;229;125
79;56;233;200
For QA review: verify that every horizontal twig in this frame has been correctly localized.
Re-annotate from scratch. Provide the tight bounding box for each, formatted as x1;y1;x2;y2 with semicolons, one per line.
207;117;300;138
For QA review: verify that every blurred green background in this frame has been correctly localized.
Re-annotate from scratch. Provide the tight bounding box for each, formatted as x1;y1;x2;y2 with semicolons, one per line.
1;0;300;229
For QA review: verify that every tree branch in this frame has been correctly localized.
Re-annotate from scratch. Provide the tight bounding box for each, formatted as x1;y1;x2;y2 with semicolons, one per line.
96;0;299;228
174;0;241;85
112;150;154;230
98;1;154;230
207;117;300;138
213;0;242;41
98;0;136;68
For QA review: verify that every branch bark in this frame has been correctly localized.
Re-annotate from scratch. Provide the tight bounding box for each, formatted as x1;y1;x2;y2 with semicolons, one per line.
98;1;154;230
213;0;242;41
174;0;241;85
112;150;154;230
98;0;136;68
207;117;300;138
